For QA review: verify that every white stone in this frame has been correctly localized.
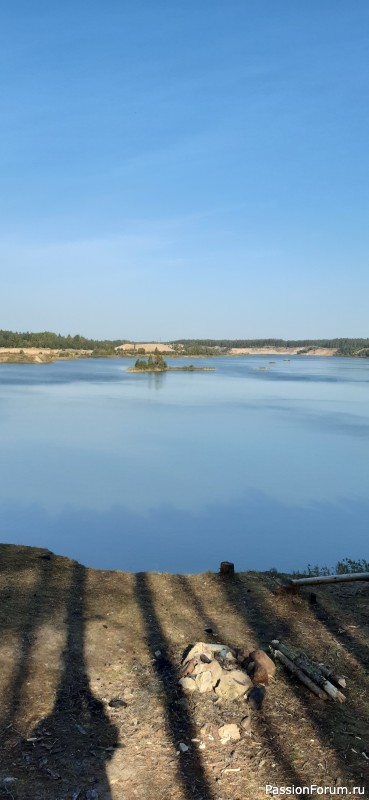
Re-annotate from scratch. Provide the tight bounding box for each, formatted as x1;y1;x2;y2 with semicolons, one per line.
215;670;252;701
179;676;197;693
195;670;214;693
218;723;241;743
194;660;223;688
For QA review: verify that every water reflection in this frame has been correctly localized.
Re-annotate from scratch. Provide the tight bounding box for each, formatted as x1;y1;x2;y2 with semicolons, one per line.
0;490;368;573
0;356;368;572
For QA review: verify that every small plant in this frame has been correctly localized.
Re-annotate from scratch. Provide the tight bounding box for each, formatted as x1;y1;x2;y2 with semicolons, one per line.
335;558;369;574
304;558;369;576
306;563;331;577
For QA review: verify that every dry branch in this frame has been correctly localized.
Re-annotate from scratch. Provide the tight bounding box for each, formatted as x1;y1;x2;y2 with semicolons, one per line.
289;572;369;587
315;663;346;689
272;640;346;702
272;649;328;700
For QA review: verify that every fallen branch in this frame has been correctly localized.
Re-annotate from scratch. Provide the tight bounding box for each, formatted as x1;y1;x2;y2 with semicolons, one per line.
315;662;346;689
272;640;346;702
288;572;369;587
272;649;328;700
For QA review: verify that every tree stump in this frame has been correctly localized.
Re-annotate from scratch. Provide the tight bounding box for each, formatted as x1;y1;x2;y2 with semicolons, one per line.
219;561;235;577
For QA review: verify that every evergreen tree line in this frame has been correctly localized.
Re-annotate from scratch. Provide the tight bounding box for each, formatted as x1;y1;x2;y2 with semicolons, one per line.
1;330;368;357
172;338;369;356
0;330;128;351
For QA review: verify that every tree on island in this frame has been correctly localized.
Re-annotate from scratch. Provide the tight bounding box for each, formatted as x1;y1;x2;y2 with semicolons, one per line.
134;354;168;370
154;350;166;367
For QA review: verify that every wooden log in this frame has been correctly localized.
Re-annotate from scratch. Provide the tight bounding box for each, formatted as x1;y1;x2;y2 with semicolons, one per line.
220;561;235;577
319;678;346;703
272;641;346;702
315;663;346;689
273;649;328;700
289;572;369;587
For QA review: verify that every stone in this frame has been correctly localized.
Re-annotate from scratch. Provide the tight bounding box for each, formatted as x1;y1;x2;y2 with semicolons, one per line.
249;649;276;681
194;659;222;683
248;685;265;710
179;676;197;693
195;670;214;693
178;742;189;753
240;715;252;733
184;642;230;664
184;642;215;663
253;665;269;684
200;723;219;741
236;646;252;666
181;657;197;677
207;659;223;683
209;644;229;658
218;723;241;743
215;669;252;701
108;698;127;708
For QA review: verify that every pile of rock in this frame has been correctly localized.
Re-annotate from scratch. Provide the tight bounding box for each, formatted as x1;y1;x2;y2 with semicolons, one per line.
179;642;275;702
177;642;276;749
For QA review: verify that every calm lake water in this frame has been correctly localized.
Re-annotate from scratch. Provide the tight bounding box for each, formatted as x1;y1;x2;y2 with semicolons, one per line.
0;356;368;573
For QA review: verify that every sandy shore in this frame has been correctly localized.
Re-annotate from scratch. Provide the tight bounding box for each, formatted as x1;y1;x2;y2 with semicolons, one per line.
116;342;175;353
228;347;337;356
0;347;92;364
128;366;216;373
0;345;339;364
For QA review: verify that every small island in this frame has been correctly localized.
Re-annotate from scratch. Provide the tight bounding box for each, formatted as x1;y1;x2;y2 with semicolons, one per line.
128;354;215;373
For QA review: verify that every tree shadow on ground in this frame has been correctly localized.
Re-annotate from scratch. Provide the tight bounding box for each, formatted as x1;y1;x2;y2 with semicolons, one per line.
218;573;369;790
309;585;369;677
0;556;118;800
135;571;213;800
169;574;307;790
0;557;53;747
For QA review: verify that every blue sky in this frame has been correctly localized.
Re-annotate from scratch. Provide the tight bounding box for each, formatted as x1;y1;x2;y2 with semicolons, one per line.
1;1;368;340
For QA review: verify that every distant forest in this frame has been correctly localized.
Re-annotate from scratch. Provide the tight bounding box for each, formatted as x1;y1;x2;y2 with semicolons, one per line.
0;330;368;357
0;330;127;351
171;338;369;356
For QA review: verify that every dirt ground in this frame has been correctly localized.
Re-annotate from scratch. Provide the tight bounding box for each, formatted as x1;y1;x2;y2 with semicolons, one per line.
0;545;368;800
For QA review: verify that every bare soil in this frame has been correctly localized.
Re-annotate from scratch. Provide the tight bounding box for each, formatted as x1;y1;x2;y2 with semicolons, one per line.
0;544;368;800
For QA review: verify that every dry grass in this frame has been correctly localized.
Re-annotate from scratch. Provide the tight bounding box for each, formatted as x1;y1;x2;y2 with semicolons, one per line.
0;545;368;800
